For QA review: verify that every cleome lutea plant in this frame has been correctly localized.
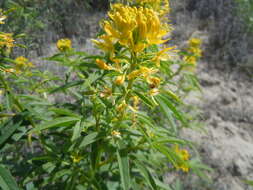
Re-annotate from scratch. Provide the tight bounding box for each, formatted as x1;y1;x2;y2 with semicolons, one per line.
0;0;208;189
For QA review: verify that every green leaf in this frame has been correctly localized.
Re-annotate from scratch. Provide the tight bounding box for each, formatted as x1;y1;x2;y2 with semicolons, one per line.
0;115;23;146
162;89;181;103
53;169;72;180
155;94;187;129
134;91;155;108
44;54;64;62
135;161;157;190
244;180;253;186
49;80;84;94
0;165;19;190
79;132;98;148
49;108;79;117
30;117;80;132
71;121;83;142
117;150;131;190
136;112;155;128
154;179;173;190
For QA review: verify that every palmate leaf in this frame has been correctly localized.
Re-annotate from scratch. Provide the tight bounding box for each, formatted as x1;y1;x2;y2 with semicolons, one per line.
0;165;19;190
30;116;80;133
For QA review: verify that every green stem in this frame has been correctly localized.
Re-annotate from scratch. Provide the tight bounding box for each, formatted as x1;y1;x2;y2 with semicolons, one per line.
126;52;137;101
0;113;15;117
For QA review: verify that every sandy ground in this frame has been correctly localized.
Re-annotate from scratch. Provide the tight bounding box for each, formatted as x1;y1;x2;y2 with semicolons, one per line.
176;62;253;190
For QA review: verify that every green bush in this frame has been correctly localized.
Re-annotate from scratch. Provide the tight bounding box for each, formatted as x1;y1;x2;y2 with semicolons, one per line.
0;1;209;189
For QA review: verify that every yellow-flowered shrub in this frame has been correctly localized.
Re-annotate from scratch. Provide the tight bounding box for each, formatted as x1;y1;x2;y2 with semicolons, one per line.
0;1;209;189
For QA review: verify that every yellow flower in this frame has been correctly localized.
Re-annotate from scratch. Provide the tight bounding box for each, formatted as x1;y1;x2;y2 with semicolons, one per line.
186;38;202;57
176;165;189;173
189;38;202;47
152;46;177;67
127;70;142;80
95;3;170;53
114;75;125;85
15;56;33;67
0;9;6;24
174;145;190;161
117;100;127;113
183;56;197;65
139;66;158;78
111;130;121;138
181;149;190;161
0;33;14;50
92;35;115;55
96;59;112;70
174;145;190;172
132;96;140;109
13;56;34;74
183;38;202;70
4;68;15;73
71;153;82;163
147;76;160;88
149;88;159;96
0;16;6;25
56;38;72;52
100;87;112;98
135;0;170;16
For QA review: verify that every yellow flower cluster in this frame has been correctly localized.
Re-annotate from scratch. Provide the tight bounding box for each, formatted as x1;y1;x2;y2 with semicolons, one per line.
135;0;170;16
183;38;202;66
174;145;190;172
0;33;14;51
0;11;15;53
128;66;160;91
14;56;34;74
111;130;121;138
96;59;112;70
56;38;72;52
93;3;169;53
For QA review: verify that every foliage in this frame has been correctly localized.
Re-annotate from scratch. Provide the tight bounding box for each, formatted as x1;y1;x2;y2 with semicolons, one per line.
236;0;253;32
0;0;109;54
0;0;208;189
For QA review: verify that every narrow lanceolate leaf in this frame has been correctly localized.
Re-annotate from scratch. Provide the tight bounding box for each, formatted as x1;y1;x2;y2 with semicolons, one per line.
30;117;80;133
49;108;80;117
134;91;155;108
71;121;82;142
0;116;22;146
79;132;98;148
154;179;173;190
0;165;19;190
117;150;131;190
155;94;187;127
49;80;84;94
135;161;157;190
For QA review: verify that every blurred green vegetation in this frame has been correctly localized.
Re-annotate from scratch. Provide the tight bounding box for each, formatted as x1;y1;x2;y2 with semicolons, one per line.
236;0;253;32
0;0;109;55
